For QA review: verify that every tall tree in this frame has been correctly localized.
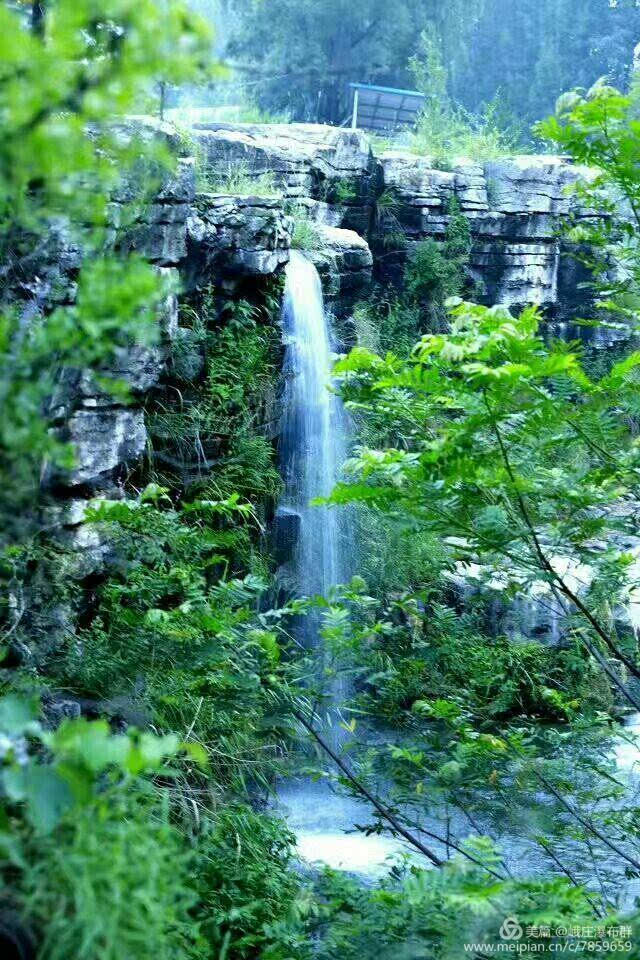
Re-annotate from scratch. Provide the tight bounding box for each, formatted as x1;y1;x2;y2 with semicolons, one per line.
226;0;482;124
454;0;640;124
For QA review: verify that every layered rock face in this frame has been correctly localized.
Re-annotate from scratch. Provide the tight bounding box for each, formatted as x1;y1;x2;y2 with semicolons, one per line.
307;225;373;319
191;121;604;317
186;194;293;283
191;122;379;235
26;121;607;588
30;124;375;562
380;152;603;314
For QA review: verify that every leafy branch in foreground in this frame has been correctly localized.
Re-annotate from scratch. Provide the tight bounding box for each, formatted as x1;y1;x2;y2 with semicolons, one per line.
0;0;211;543
327;299;640;708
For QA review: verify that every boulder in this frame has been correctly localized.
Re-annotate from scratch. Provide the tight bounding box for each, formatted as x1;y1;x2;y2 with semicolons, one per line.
272;506;301;566
47;409;147;491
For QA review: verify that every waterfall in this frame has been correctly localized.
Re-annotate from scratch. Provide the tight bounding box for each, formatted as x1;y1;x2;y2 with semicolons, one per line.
278;250;351;616
275;252;408;876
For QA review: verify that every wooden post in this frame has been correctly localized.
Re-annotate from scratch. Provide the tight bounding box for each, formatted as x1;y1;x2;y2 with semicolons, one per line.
31;1;45;38
351;87;359;130
158;81;167;121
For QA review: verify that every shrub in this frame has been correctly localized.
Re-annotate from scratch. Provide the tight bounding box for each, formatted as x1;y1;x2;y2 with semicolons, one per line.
197;160;281;198
19;786;200;960
195;806;311;959
290;208;325;251
405;197;471;317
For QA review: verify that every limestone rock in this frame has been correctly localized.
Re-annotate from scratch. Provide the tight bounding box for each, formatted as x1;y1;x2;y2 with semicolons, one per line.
307;225;373;317
190;122;378;234
186;193;293;282
380;149;606;314
49;409;147;490
192;122;374;194
483;155;596;216
381;153;488;226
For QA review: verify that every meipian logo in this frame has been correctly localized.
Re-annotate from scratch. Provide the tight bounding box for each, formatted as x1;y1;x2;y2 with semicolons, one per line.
499;917;523;941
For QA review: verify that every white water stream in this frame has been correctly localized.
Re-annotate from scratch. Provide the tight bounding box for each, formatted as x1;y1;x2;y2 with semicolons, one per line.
276;252;411;876
278;251;351;600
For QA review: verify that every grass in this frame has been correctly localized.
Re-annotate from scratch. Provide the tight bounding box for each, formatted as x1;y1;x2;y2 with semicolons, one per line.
408;99;531;163
197;160;282;198
289;205;326;251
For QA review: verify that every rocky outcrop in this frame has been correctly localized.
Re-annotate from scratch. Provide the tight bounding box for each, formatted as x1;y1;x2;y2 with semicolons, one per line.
185;121;605;316
380;151;604;314
307;225;373;318
116;156;197;267
191;122;379;234
30;124;609;513
186;193;293;287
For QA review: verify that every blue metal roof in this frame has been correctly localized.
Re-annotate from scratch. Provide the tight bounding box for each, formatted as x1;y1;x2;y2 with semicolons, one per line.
349;83;425;131
349;82;425;98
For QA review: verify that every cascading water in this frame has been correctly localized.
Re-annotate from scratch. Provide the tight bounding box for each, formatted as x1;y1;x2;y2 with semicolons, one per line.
278;250;351;610
276;252;408;875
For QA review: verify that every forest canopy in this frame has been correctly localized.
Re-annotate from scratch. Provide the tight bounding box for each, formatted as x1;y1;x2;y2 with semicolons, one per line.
220;0;640;127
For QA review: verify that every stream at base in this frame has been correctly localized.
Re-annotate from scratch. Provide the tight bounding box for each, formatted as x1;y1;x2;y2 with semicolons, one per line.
277;778;413;876
276;716;640;888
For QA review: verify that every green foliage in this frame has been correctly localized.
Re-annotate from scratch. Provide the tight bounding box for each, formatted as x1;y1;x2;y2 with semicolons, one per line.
409;31;528;162
453;0;640;126
194;805;311;959
329;298;640;707
50;488;302;790
197;160;282;198
289;206;325;251
201;306;283;503
353;198;471;379
312;860;599;960
357;600;606;723
538;79;640;326
19;786;200;960
405;198;471;322
0;694;204;960
0;693;309;960
151;295;283;505
353;293;421;361
317;177;358;205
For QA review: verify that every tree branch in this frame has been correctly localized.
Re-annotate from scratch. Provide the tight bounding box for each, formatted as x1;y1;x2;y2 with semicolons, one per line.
483;389;640;689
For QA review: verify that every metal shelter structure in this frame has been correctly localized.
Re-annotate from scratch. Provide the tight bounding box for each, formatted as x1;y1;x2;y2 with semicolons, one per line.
349;82;425;132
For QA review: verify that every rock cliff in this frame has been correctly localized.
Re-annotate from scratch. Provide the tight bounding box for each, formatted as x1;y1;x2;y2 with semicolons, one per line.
191;122;606;316
11;119;610;655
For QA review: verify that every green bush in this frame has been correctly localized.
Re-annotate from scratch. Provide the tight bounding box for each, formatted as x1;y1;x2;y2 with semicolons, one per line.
359;600;611;724
19;786;200;960
405;197;471;318
291;217;324;252
195;806;311;960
